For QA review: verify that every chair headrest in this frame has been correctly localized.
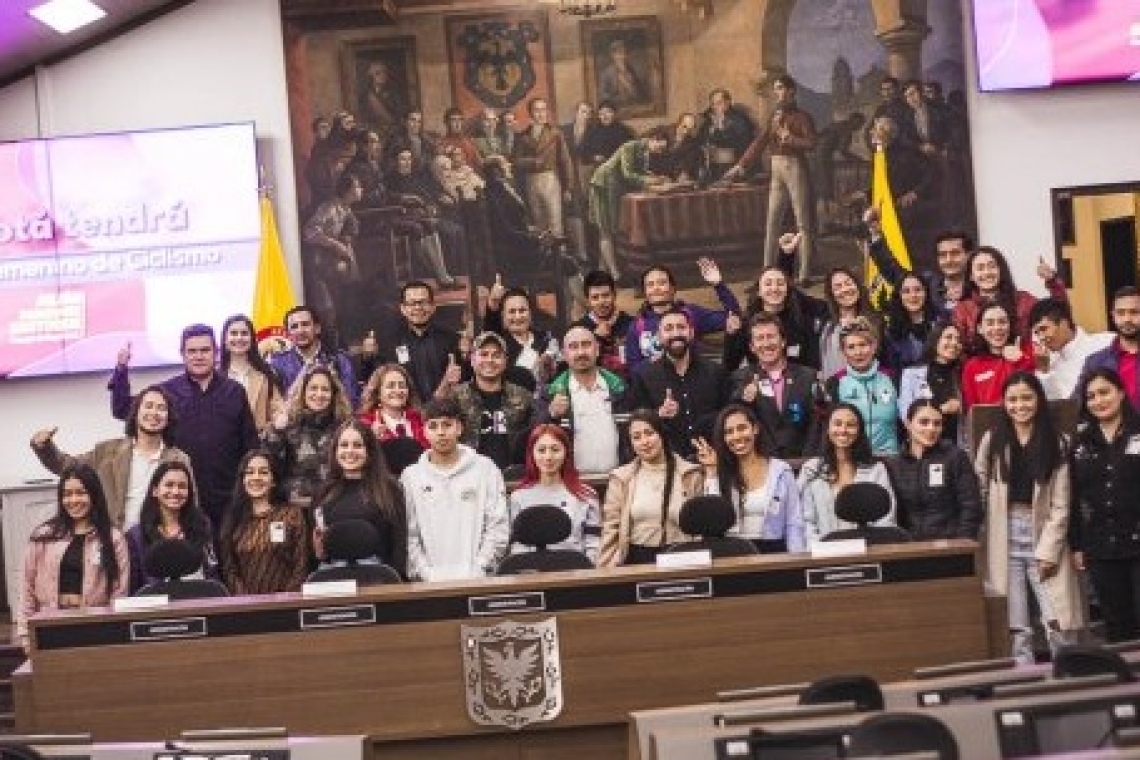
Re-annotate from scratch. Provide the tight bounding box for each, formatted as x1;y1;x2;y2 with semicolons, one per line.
144;538;204;581
511;506;572;549
678;495;736;538
325;519;381;563
848;712;959;760
835;482;893;525
798;674;884;712
1053;644;1136;682
380;437;424;475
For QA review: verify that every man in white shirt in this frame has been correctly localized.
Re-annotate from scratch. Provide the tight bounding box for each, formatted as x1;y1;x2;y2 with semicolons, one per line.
543;326;629;474
1030;298;1114;399
401;398;510;581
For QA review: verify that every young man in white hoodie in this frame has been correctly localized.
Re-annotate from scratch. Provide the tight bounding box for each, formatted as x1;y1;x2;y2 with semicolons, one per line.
402;397;510;581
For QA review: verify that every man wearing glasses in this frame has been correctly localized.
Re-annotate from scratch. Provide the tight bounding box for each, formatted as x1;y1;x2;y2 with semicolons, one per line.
360;280;464;403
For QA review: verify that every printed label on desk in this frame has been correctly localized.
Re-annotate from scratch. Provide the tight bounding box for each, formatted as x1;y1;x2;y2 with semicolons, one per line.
636;577;713;603
805;564;883;588
130;616;207;642
154;751;290;759
299;604;377;629
468;591;546;616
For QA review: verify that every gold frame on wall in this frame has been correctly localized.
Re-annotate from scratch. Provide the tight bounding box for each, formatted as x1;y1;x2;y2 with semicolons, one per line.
340;36;421;133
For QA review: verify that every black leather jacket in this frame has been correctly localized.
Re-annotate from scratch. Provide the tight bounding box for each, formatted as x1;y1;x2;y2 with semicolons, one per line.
885;440;983;540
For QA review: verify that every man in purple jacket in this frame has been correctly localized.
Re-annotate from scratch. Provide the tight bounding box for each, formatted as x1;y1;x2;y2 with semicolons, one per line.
108;324;258;532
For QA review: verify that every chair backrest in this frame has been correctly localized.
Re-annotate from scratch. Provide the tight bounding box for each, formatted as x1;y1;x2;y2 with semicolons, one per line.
847;712;959;760
510;505;572;550
497;550;594;576
798;674;885;712
306;564;402;586
143;538;205;581
1053;644;1136;683
664;537;758;559
834;482;893;527
136;578;230;600
678;495;737;539
380;437;424;476
324;519;381;564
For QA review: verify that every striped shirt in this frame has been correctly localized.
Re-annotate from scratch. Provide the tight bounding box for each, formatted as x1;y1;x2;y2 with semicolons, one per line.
222;504;310;595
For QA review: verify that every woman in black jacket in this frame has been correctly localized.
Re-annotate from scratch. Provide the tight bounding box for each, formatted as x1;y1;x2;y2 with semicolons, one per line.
1070;368;1140;643
723;264;828;372
885;399;983;540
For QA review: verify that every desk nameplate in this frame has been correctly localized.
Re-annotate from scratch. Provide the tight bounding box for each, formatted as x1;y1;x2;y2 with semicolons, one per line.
33;552;975;651
467;591;546;616
636;578;712;603
806;563;883;589
130;617;207;642
299;604;377;629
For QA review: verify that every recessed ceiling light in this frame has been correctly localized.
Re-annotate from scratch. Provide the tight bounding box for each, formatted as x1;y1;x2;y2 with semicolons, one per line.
28;0;107;35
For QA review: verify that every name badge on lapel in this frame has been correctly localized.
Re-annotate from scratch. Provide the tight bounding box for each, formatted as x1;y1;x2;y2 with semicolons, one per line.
396;345;411;364
1127;436;1140;456
929;463;944;488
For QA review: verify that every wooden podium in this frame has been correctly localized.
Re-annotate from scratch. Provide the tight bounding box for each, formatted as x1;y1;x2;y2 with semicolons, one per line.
17;542;988;760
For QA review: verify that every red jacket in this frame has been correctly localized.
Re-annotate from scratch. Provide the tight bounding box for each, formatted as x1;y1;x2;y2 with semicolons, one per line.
953;279;1067;350
357;408;429;449
961;342;1036;410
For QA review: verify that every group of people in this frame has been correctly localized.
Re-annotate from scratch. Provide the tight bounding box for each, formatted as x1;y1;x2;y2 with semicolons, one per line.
18;205;1140;664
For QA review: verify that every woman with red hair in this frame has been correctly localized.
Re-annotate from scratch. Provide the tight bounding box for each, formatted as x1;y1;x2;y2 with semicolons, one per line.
508;424;600;562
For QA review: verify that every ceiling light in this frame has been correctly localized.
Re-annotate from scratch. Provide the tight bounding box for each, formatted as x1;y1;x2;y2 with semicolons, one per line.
28;0;107;35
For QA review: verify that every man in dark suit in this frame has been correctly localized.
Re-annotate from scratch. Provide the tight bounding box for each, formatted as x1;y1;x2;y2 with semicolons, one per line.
729;313;817;459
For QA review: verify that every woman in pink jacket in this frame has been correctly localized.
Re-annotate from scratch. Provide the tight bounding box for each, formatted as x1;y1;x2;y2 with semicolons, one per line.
18;464;129;650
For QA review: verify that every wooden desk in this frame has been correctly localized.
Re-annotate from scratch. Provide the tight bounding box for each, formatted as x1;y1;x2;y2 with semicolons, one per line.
17;542;987;759
617;185;765;281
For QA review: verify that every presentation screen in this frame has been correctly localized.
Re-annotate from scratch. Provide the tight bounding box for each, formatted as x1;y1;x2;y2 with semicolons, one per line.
973;0;1140;91
0;122;260;380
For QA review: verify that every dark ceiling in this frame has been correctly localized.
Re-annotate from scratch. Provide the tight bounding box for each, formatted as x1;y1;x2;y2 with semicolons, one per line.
0;0;195;89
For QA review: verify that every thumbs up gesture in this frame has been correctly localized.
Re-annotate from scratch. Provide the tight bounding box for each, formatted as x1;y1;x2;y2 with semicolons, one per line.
659;387;679;419
443;352;462;386
778;231;803;254
488;273;506;308
1036;256;1057;282
30;426;58;450
741;373;761;403
362;330;378;356
116;342;132;368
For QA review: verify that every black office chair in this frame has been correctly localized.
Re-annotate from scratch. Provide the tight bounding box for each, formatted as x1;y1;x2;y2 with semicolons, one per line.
306;519;403;586
380;436;424;476
1053;644;1136;683
136;539;230;600
823;483;912;545
847;712;959;760
665;495;758;559
798;674;885;712
497;506;594;575
0;746;46;760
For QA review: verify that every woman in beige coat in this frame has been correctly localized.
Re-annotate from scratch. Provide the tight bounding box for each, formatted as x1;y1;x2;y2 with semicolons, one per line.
221;314;285;433
976;371;1083;665
599;410;704;567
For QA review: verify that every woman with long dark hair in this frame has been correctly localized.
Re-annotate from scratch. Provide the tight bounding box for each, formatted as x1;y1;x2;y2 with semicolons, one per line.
509;424;600;562
724;264;828;372
886;400;982;541
897;322;965;445
819;266;882;379
18;464;128;649
953;245;1066;351
962;300;1035;411
695;404;804;553
126;460;219;593
799;403;895;543
1070;368;1140;642
977;372;1083;662
220;450;310;594
599;409;704;566
883;273;937;371
220;314;285;433
312;420;408;577
264;365;354;507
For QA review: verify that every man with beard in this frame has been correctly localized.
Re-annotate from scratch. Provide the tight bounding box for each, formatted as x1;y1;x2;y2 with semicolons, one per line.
542;325;630;474
630;309;729;461
1081;287;1140;408
270;306;359;406
729;313;817;458
107;325;258;531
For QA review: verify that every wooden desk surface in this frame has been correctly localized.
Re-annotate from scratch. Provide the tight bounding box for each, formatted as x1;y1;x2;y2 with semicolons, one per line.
18;541;988;759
